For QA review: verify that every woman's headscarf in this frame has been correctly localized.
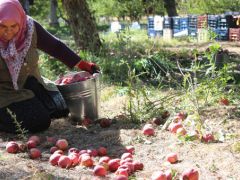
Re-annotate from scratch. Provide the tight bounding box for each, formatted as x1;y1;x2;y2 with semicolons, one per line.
0;0;34;90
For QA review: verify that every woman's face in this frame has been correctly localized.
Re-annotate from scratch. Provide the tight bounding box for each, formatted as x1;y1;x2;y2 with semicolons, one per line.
0;20;20;41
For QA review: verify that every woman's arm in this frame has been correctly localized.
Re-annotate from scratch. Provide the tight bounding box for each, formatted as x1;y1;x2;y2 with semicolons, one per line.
34;20;80;69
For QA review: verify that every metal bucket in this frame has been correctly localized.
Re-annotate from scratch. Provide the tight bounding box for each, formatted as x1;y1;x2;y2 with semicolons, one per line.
57;71;100;122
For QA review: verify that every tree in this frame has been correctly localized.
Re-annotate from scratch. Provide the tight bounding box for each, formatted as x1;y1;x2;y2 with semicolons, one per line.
49;0;59;26
163;0;178;16
61;0;101;52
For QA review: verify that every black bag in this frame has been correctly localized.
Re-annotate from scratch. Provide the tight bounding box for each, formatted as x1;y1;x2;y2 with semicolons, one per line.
24;76;69;118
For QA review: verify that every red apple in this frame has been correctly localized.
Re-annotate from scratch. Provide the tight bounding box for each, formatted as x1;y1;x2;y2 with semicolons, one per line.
115;168;129;177
29;148;41;159
27;140;37;149
166;153;178;164
58;155;72;168
121;152;133;160
168;122;183;133
89;149;98;157
151;171;167;180
28;136;40;145
93;165;107;176
98;147;107;156
49;153;62;166
99;156;111;163
108;158;121;172
53;149;64;155
125;145;135;154
202;133;214;143
120;158;133;165
142;124;155;136
56;139;68;150
50;146;58;154
81;155;94;167
181;168;199;180
68;153;80;166
99;118;112;128
219;98;229;106
6;141;19;154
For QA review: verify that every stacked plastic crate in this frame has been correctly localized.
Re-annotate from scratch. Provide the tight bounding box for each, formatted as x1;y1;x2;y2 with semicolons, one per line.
188;15;198;37
214;15;229;41
229;14;240;41
197;15;208;42
147;16;155;37
163;16;173;40
207;15;219;39
172;16;188;37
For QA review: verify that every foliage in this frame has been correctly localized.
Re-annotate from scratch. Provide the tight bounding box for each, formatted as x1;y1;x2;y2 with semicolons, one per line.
179;43;234;117
7;108;28;141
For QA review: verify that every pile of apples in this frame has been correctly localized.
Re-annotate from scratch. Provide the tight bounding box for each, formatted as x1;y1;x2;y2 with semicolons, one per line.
150;152;199;180
167;112;215;143
55;72;98;85
6;135;42;159
5;136;143;179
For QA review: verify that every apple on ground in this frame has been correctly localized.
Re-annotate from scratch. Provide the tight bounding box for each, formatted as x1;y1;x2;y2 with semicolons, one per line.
93;165;107;176
219;97;229;106
99;156;111;163
29;148;41;159
125;145;135;154
151;171;167;180
108;158;121;172
99;118;112;128
28;136;41;145
27;140;37;149
181;168;199;180
58;155;72;168
142;124;155;136
49;153;62;166
202;133;214;143
6;141;19;154
121;152;133;160
56;139;68;150
166;153;178;164
68;153;80;166
98;147;107;156
168;122;183;133
80;154;94;167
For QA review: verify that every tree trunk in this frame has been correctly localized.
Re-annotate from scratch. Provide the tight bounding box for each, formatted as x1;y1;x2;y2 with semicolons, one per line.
61;0;102;53
163;0;178;17
49;0;59;27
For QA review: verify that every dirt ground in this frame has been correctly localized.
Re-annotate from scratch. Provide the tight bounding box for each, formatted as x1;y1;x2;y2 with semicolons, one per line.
0;42;240;180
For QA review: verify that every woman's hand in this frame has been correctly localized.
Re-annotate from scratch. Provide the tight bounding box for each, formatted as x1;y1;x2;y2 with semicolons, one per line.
77;60;100;74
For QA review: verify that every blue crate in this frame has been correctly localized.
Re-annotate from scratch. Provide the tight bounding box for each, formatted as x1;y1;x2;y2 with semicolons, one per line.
148;17;154;29
188;15;198;29
173;17;188;30
208;15;219;29
173;17;181;29
188;28;198;37
173;28;188;37
148;29;156;37
214;28;229;40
